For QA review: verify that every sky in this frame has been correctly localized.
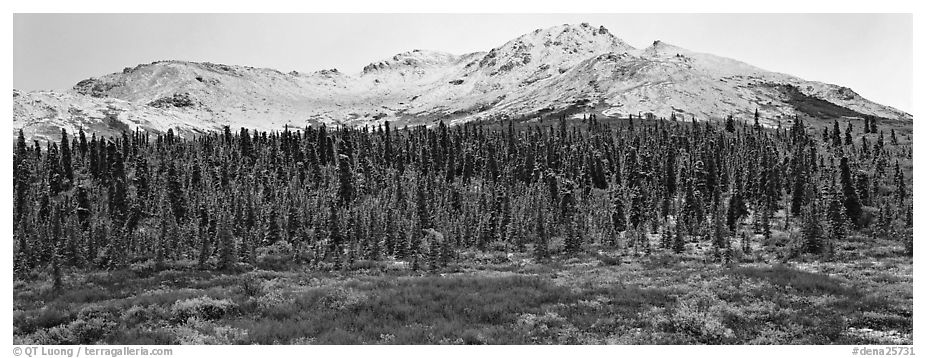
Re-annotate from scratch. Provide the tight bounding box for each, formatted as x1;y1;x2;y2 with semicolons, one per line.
13;13;912;112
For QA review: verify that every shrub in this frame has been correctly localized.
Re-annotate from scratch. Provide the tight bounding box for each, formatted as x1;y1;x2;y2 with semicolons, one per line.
128;260;160;276
656;290;735;344
171;296;237;322
238;274;265;297
293;241;317;265
290;336;318;344
256;241;295;271
730;265;855;296
14;307;72;335
22;325;77;345
173;317;249;344
517;311;571;341
121;305;170;326
385;260;410;272
77;304;119;321
111;327;177;345
68;317;118;344
351;259;386;271
321;287;368;310
315;327;363;344
256;290;295;311
461;329;488;344
859;206;878;228
594;251;621;266
23;316;118;345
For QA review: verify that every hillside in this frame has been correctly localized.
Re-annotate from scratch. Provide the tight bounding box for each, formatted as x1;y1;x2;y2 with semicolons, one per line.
13;23;911;141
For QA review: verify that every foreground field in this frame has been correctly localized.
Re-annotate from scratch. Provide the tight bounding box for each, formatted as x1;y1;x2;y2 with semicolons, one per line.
13;234;912;345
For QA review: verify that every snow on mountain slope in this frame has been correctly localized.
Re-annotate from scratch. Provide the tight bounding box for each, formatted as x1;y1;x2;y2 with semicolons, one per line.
13;23;911;141
362;49;461;77
628;40;910;122
466;23;634;85
413;23;636;120
13;89;215;143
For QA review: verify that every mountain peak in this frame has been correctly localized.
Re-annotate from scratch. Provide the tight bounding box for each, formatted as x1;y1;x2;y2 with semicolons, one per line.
469;23;635;81
514;23;634;53
643;40;691;57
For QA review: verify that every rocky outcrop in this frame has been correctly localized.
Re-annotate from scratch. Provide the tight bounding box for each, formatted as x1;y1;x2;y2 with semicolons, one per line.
147;93;198;109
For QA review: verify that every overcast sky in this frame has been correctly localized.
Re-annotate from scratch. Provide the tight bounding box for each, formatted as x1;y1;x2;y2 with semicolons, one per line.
13;13;912;112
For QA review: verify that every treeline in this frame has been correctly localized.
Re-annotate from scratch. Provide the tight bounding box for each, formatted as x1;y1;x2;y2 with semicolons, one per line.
12;113;913;278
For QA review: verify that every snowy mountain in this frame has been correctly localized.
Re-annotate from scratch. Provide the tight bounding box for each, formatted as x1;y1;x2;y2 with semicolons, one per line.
14;23;911;141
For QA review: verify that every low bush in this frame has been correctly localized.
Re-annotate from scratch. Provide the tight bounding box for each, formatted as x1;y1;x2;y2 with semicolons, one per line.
238;274;265;297
120;304;170;326
173;317;249;344
22;316;118;345
730;265;857;297
655;290;736;344
256;241;295;271
170;296;237;322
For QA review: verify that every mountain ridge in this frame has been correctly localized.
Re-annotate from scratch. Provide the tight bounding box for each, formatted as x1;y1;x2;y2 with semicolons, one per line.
13;23;911;141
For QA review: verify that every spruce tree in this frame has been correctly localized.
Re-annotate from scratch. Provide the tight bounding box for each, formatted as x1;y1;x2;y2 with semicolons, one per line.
610;196;626;245
14;130;30;224
839;157;863;227
660;226;672;250
672;224;686;254
802;200;823;254
46;143;63;196
197;227;211;270
165;163;184;222
827;191;847;244
60;129;73;186
14;226;31;276
216;214;236;270
337;153;355;206
534;206;549;261
156;196;176;266
327;206;343;265
761;206;772;241
725;115;735;133
726;189;748;232
894;161;907;202
415;178;431;229
51;248;62;291
428;235;440;272
832;120;842;146
712;205;727;259
791;165;805;215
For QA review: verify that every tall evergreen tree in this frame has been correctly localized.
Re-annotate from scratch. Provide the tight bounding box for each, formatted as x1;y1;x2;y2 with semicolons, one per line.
216;214;236;270
14;130;30;223
60;129;73;185
534;205;549;261
839;157;863;227
337;154;355;206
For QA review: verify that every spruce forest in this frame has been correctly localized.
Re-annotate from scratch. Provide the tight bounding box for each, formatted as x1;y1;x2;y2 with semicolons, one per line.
13;113;914;345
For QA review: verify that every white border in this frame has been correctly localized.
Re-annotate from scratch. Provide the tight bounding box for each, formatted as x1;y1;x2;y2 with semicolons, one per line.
3;1;921;357
6;0;922;13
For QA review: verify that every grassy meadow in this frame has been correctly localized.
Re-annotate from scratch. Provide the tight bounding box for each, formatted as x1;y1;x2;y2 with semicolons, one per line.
13;231;912;345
